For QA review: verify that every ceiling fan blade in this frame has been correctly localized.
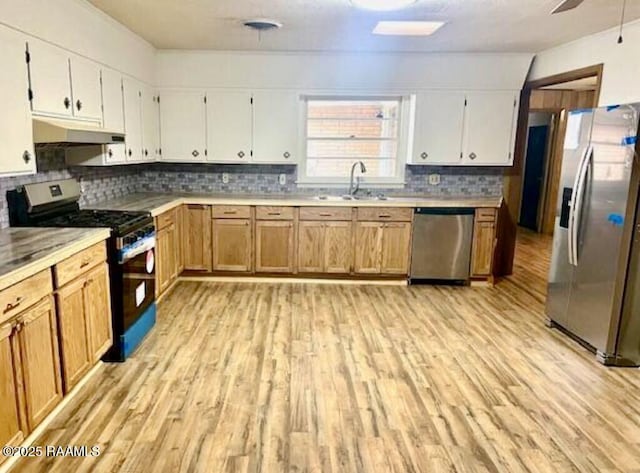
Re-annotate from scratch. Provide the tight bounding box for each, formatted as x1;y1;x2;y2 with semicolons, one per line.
551;0;585;14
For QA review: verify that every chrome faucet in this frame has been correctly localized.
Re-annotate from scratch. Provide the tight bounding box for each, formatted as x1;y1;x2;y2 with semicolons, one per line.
349;161;367;197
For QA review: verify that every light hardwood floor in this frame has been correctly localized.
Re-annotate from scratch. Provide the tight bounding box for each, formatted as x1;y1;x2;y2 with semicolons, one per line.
12;230;640;472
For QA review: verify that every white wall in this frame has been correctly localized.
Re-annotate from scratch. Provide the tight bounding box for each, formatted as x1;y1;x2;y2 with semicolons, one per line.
0;0;155;83
529;19;640;106
156;50;533;91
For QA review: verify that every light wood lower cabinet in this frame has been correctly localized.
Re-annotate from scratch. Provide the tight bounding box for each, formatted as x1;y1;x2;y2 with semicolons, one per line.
0;321;26;457
212;219;252;272
298;221;352;274
55;261;112;392
255;221;295;273
16;296;63;431
354;222;412;275
184;205;212;271
176;205;185;274
156;222;177;295
471;209;498;277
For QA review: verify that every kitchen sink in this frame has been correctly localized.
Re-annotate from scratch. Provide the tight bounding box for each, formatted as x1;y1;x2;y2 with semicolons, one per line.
314;194;391;201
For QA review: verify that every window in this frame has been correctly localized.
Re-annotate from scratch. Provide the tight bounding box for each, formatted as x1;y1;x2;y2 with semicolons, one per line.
299;96;409;185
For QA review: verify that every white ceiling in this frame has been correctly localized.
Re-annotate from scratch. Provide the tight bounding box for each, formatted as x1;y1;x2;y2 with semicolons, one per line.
86;0;640;53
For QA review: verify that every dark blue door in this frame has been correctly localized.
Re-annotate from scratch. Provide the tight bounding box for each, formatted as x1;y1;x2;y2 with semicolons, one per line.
519;125;549;230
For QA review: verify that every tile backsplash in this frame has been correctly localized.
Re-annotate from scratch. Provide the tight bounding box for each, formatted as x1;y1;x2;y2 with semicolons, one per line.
0;150;503;228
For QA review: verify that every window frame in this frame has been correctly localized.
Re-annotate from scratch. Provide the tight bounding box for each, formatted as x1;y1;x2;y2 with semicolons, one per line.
296;94;411;187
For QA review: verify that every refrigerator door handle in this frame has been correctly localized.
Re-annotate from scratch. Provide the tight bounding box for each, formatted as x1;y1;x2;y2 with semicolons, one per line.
569;145;593;266
567;147;588;265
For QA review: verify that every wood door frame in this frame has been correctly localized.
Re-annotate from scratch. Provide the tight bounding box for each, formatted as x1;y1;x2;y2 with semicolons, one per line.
497;64;604;276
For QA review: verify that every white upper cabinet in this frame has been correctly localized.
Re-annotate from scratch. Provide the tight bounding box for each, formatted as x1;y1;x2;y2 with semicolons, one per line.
69;55;102;122
0;26;35;176
158;90;207;162
122;77;143;163
206;90;252;163
252;90;299;164
411;91;466;165
462;91;518;166
27;40;73;118
101;68;126;164
141;84;160;161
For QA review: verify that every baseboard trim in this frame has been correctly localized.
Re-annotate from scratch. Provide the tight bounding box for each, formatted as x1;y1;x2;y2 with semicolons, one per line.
178;276;408;286
0;362;105;473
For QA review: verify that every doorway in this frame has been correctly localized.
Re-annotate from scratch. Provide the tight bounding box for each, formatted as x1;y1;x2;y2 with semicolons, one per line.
519;112;554;231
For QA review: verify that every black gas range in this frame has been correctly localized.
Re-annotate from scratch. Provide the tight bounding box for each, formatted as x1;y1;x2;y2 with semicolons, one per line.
7;179;156;361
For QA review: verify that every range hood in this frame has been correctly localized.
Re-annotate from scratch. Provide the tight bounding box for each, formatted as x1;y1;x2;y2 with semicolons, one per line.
32;117;125;147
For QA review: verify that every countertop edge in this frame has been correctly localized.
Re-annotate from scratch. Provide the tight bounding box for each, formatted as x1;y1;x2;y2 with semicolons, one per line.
0;228;111;292
140;196;503;217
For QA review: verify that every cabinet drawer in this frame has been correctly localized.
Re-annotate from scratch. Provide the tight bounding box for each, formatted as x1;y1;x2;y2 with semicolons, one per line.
357;207;413;222
212;205;251;219
0;269;52;324
476;208;497;222
299;207;352;221
156;210;175;230
54;242;107;288
256;206;294;220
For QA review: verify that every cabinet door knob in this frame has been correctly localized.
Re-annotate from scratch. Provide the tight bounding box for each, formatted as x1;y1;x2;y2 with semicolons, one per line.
192;150;200;157
22;150;31;163
469;152;477;160
76;99;82;111
108;149;113;158
144;149;149;156
283;151;291;159
128;149;132;157
238;151;245;158
64;97;71;109
420;152;428;160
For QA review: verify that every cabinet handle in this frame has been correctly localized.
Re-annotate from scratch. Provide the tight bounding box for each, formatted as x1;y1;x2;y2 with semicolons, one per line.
64;97;71;109
237;151;245;158
469;152;477;160
223;211;237;215
84;278;94;288
108;149;113;158
268;212;281;216
144;149;149;157
4;296;23;314
420;152;428;160
283;151;291;159
128;149;132;157
319;213;332;217
378;215;392;218
22;150;31;163
192;150;199;157
14;321;24;333
76;99;82;111
80;258;91;268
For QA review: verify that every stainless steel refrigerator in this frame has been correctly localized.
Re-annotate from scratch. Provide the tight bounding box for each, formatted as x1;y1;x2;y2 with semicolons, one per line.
546;103;640;366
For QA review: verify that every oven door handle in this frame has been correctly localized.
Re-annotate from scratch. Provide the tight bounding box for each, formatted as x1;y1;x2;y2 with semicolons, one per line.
119;236;156;264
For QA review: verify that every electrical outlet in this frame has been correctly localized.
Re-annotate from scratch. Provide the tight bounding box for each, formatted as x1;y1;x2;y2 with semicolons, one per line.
428;174;441;186
222;173;229;184
279;174;287;186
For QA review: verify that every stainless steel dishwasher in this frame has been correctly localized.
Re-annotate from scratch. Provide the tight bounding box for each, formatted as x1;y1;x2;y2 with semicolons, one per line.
410;208;475;283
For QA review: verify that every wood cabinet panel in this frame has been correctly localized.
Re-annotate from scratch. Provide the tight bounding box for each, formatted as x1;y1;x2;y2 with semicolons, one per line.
55;277;92;392
184;205;212;271
255;221;295;273
176;205;185;274
298;221;325;273
54;242;106;288
156;223;176;295
381;223;412;275
212;205;252;219
255;206;295;220
0;322;25;457
84;263;112;362
212;219;252;272
17;296;62;431
300;207;352;221
325;222;352;274
0;269;52;326
356;207;413;222
354;223;383;274
471;220;497;277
